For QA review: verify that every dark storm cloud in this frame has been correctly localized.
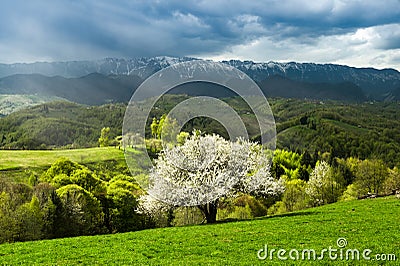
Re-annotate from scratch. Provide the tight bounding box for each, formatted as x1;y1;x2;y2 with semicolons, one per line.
0;0;399;63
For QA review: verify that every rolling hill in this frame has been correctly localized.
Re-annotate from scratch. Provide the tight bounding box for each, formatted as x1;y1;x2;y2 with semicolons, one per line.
1;97;400;166
0;101;126;149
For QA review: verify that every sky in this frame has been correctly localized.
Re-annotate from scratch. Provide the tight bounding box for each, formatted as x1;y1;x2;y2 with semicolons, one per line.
0;0;399;70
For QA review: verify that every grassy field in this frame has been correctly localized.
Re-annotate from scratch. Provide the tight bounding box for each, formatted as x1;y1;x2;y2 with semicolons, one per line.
0;147;125;171
0;197;398;265
0;147;128;182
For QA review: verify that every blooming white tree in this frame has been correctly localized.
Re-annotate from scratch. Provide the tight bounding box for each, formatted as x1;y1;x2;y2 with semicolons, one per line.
139;132;284;223
306;161;341;206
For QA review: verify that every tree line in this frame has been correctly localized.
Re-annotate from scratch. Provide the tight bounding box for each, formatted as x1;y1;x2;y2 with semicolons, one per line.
0;158;152;243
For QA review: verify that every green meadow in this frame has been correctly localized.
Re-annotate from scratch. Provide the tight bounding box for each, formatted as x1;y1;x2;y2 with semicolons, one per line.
0;197;398;265
0;147;125;170
0;147;128;183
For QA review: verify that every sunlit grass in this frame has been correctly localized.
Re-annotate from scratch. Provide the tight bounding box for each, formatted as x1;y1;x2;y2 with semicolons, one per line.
0;197;398;265
0;147;125;170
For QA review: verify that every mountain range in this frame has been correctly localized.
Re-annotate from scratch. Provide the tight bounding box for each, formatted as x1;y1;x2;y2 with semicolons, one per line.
0;73;142;105
0;57;399;109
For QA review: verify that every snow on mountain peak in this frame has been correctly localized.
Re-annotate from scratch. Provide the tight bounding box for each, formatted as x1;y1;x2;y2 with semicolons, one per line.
0;57;399;98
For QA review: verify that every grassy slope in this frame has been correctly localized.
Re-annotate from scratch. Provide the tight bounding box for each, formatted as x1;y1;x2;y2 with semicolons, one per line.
0;147;124;170
0;147;127;182
0;197;398;265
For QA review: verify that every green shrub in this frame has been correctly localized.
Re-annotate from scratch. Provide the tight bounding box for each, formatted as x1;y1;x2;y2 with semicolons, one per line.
56;184;105;236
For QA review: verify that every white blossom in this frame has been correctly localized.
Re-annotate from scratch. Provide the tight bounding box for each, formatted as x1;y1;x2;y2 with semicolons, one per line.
306;160;331;206
139;132;284;214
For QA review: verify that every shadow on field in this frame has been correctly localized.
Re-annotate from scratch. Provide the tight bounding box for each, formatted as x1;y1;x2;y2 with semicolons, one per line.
216;211;319;224
262;211;319;219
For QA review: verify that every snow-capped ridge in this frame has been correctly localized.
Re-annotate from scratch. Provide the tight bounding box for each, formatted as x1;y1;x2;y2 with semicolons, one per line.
0;57;399;99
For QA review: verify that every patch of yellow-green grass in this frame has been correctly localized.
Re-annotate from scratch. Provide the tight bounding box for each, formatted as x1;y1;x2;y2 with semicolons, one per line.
0;147;125;171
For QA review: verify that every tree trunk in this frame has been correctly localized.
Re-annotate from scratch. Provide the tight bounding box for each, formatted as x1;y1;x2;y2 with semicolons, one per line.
198;199;218;223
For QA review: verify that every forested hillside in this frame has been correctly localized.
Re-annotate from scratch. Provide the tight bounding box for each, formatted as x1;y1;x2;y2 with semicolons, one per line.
0;96;399;166
0;101;126;149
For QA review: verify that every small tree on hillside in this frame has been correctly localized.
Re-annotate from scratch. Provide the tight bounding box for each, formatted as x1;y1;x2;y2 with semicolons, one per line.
156;114;167;139
150;115;179;142
354;159;387;195
150;117;159;139
282;179;307;212
306;161;341;206
98;127;111;147
139;132;284;223
383;167;400;194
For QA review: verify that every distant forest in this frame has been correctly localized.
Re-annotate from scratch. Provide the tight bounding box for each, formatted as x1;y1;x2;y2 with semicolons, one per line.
0;96;399;167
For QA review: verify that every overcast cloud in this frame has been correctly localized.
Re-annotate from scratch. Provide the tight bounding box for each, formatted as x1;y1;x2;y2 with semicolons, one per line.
0;0;399;70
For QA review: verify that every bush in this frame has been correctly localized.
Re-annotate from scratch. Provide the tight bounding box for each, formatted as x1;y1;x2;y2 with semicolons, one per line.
339;184;359;201
106;187;142;232
282;179;307;212
13;196;43;242
41;158;83;183
70;168;104;194
0;192;17;243
56;184;105;236
50;174;72;188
